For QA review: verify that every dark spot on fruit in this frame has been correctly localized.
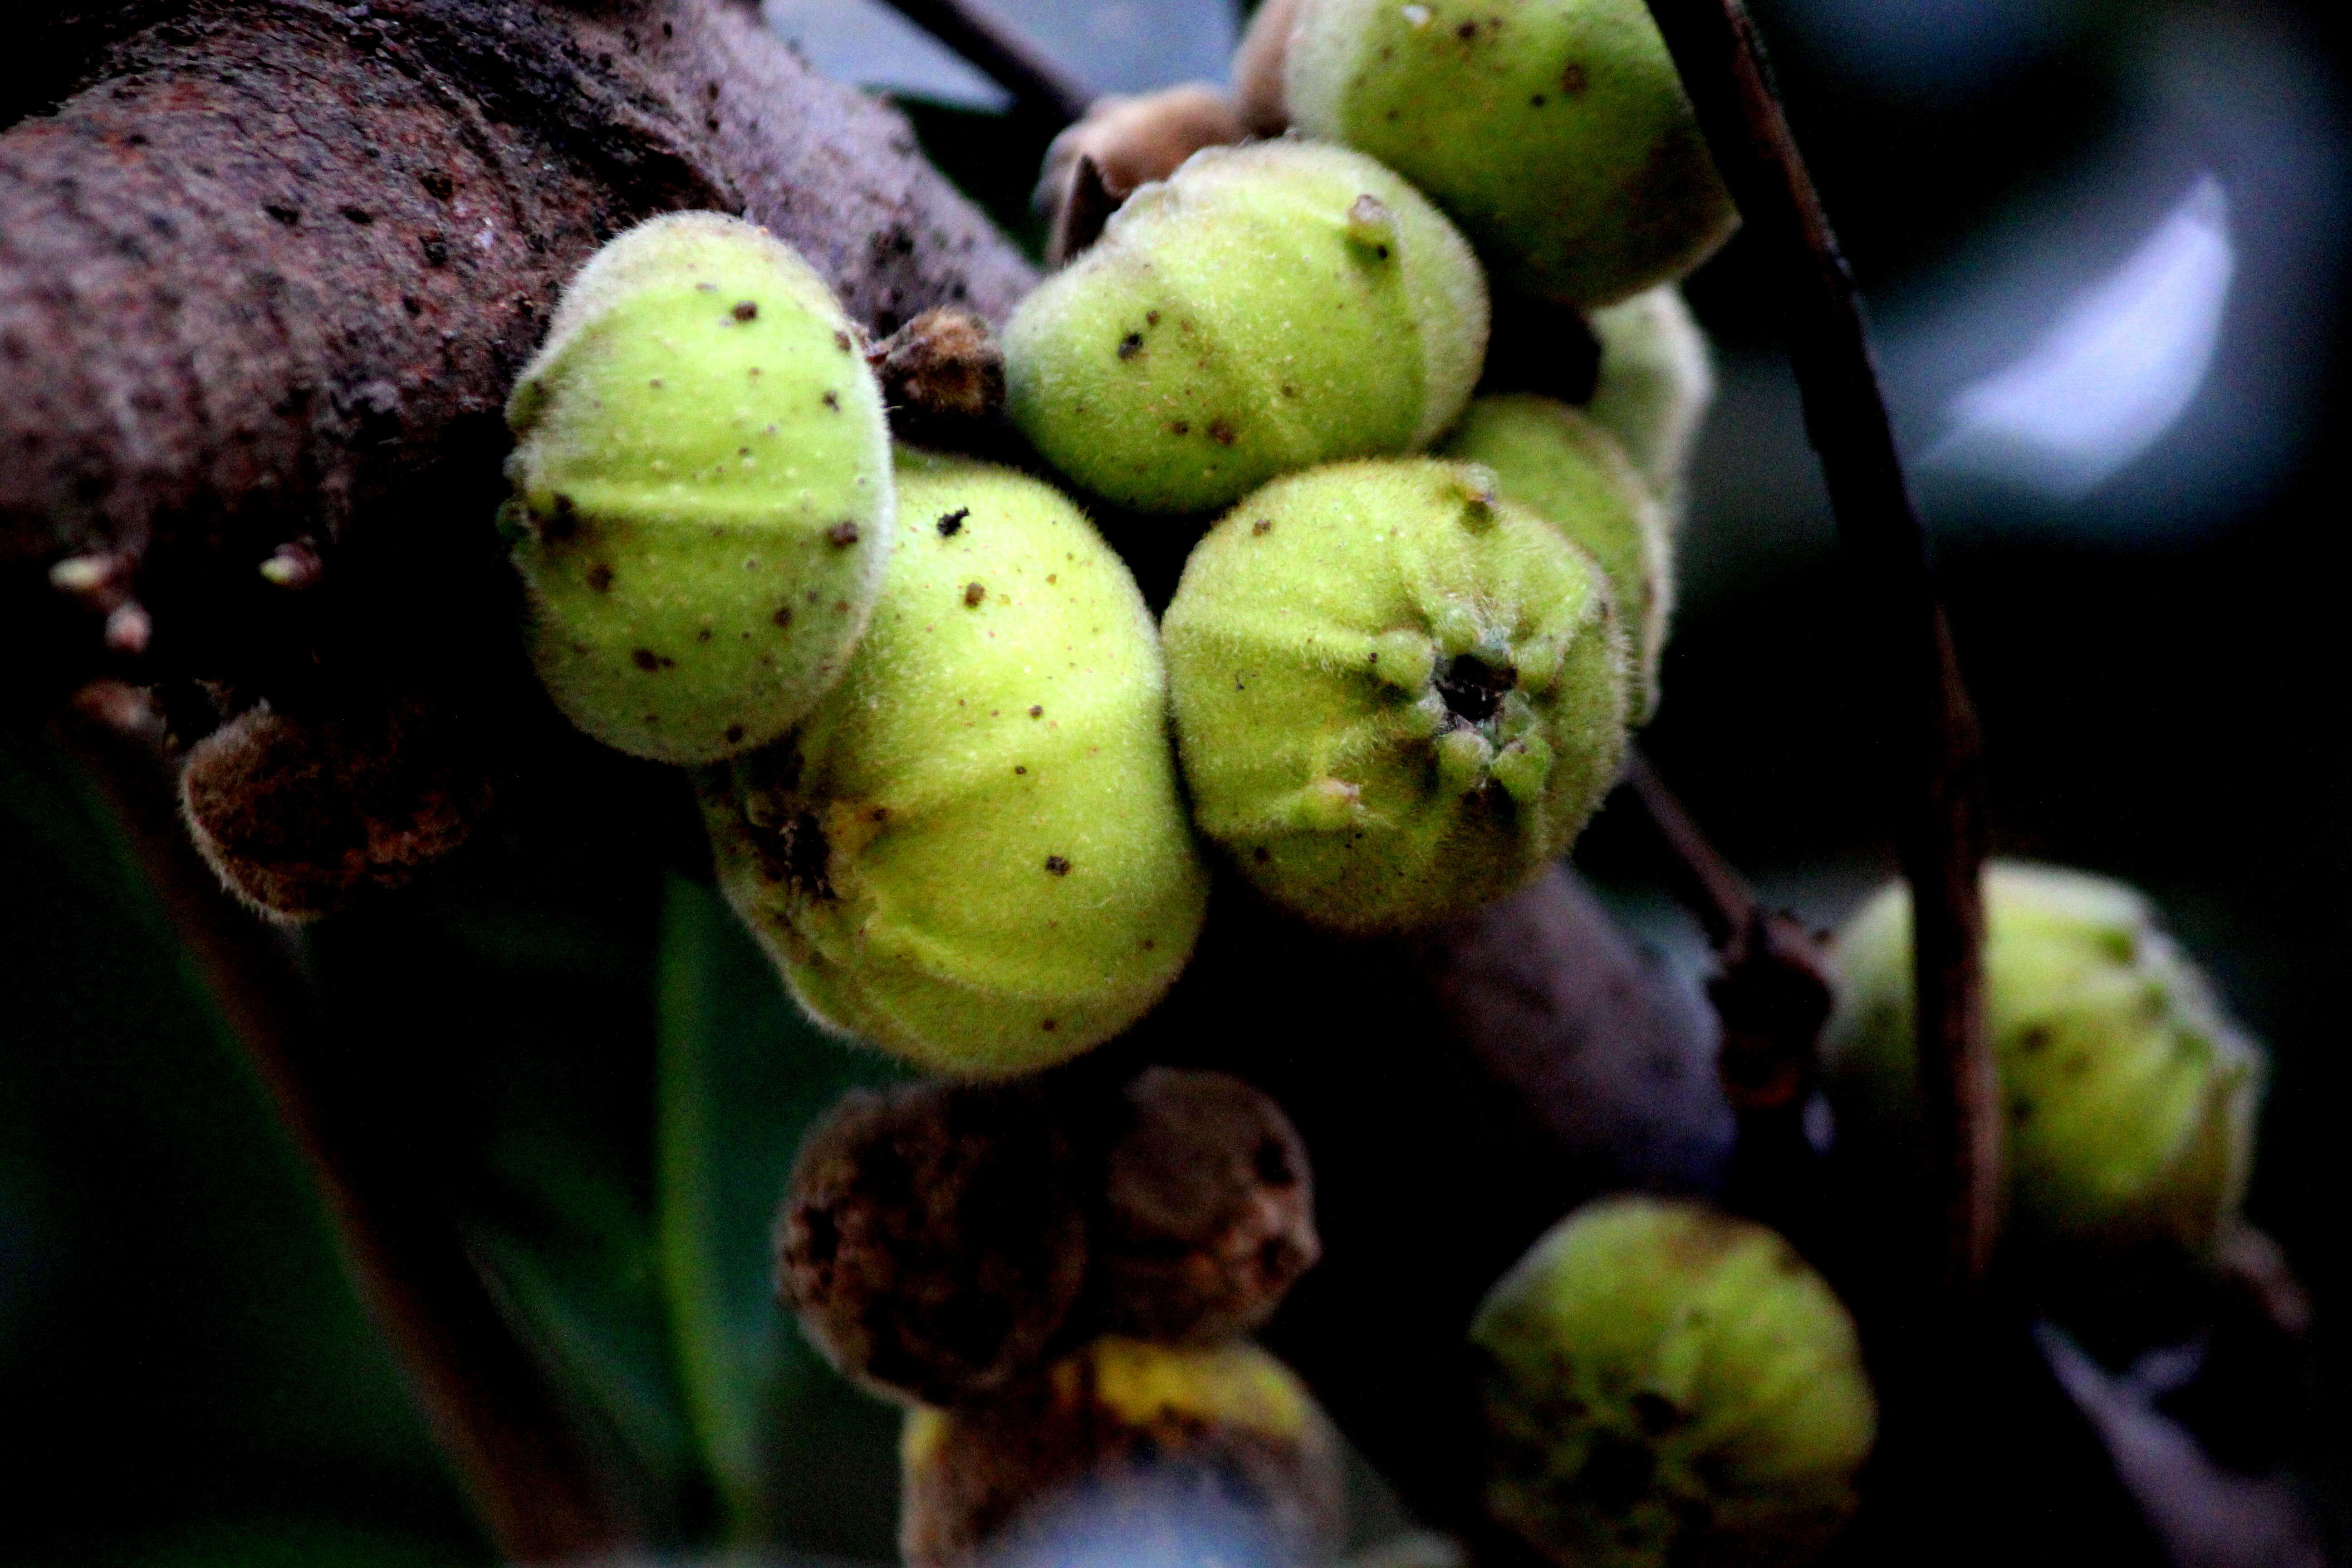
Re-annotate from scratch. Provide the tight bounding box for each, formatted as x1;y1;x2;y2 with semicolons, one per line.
1252;518;1273;535
833;329;853;353
1041;1019;1058;1032
542;493;580;541
1029;705;1044;718
1631;1392;1684;1436
1254;1136;1294;1186
938;507;968;537
697;628;712;642
1579;1433;1656;1515
773;605;794;627
1459;20;1477;39
1562;62;1589;95
1436;654;1515;724
751;808;833;900
1045;855;1071;876
1014;765;1027;775
1118;332;1144;359
732;299;758;322
1253;846;1270;863
1531;93;1547;107
585;563;612;592
2019;1025;2051;1054
1169;420;1190;436
1208;418;1236;446
2012;1097;2036;1126
1142;938;1155;950
1375;244;1391;260
871;807;889;823
964;582;986;607
1146;310;1161;326
822;390;840;410
632;647;666;671
828;520;860;546
725;724;745;744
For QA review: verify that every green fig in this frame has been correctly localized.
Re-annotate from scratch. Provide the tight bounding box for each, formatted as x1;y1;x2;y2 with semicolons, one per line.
1438;393;1672;720
1587;284;1715;511
1005;139;1490;515
1823;862;2264;1288
1162;457;1627;933
502;212;893;763
701;449;1210;1077
1284;0;1738;309
901;1336;1345;1568
1472;1197;1876;1568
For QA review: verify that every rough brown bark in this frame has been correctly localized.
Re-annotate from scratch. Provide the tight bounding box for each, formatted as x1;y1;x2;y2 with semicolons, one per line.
0;0;1034;702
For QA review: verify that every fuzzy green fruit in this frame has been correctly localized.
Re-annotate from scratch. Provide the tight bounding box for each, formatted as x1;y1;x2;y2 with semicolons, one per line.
1472;1197;1876;1568
1163;457;1627;933
1438;394;1671;720
1005;139;1489;515
701;450;1210;1076
1587;284;1715;510
1823;862;2264;1281
1285;0;1738;309
503;212;893;763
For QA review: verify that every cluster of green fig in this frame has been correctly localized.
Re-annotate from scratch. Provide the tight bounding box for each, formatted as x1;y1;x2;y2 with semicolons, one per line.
500;0;1727;1078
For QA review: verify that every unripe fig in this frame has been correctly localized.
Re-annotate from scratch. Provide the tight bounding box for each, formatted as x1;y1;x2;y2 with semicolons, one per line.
179;693;494;921
503;212;893;763
1162;458;1627;933
1586;285;1715;510
702;450;1210;1076
1005;140;1490;515
1284;0;1738;308
1822;862;2264;1284
1095;1068;1319;1343
901;1336;1346;1568
1438;394;1672;720
1472;1197;1875;1568
777;1079;1087;1407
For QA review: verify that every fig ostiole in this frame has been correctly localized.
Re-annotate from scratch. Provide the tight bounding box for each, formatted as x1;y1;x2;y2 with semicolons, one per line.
1162;457;1628;933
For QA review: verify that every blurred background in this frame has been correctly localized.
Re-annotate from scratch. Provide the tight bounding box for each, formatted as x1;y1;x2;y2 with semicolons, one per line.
3;0;2347;1562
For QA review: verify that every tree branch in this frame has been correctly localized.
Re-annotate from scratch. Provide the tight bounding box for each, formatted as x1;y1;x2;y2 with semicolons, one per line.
873;0;1092;127
1637;0;1994;1292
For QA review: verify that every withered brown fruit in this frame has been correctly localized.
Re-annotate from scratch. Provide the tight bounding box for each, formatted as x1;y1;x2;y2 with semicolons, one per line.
901;1336;1347;1568
869;308;1009;450
177;692;494;922
1095;1068;1320;1342
776;1078;1089;1406
1036;85;1250;262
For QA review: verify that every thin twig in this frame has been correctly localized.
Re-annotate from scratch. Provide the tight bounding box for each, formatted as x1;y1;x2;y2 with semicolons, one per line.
1620;748;1753;947
54;684;633;1565
1640;0;1994;1292
873;0;1093;126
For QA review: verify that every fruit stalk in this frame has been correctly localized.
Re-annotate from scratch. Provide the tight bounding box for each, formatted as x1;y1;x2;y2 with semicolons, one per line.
1634;0;1994;1293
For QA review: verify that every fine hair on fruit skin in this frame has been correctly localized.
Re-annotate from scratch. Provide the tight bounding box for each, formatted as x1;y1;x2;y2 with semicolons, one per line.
1005;139;1490;516
701;448;1210;1077
503;212;896;766
1162;456;1628;935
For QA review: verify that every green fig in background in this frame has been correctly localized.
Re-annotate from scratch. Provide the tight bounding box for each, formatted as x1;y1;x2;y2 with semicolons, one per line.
503;212;893;763
1822;862;2264;1291
1472;1197;1876;1568
1284;0;1738;309
1438;394;1672;720
1587;284;1716;510
901;1336;1346;1568
1005;139;1490;515
702;450;1209;1077
1162;457;1627;934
